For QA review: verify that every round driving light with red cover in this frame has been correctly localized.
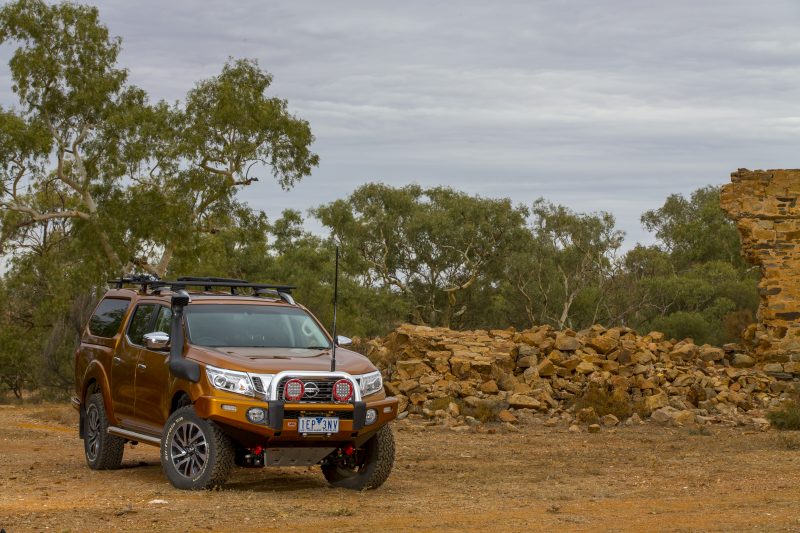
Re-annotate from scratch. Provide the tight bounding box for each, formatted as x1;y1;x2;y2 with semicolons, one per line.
332;379;353;402
284;379;305;401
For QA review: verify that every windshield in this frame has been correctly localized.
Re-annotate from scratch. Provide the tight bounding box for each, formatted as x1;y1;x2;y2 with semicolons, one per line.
185;304;331;349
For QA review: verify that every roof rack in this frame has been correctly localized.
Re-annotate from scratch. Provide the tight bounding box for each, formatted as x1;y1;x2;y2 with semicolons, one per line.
107;277;296;303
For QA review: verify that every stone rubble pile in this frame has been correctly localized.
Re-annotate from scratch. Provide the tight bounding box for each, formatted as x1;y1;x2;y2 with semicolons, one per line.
356;323;799;432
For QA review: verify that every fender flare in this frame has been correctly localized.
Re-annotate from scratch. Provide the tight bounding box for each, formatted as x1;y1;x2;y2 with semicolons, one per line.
81;360;118;426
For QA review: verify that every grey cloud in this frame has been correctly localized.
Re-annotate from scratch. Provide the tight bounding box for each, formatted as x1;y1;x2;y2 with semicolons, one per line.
2;0;800;247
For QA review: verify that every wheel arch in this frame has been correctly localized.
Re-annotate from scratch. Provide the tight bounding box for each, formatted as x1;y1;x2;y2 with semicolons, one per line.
81;361;116;425
170;390;192;414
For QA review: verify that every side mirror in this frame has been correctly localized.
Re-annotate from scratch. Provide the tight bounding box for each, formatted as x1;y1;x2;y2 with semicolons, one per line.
143;331;170;351
337;335;352;346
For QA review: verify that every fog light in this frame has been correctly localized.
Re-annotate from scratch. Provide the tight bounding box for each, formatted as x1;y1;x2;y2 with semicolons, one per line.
365;408;377;425
284;379;304;401
332;379;353;402
221;404;237;412
247;408;266;424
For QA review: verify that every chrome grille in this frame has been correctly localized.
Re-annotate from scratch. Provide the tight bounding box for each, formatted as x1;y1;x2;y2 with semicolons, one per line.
277;377;341;403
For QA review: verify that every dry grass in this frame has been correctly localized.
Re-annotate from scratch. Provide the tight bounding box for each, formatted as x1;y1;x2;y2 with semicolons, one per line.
574;384;632;420
767;394;800;431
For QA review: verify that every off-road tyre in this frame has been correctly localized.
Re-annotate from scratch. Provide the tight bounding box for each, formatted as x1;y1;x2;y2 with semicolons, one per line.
322;425;395;490
83;392;125;470
161;406;234;490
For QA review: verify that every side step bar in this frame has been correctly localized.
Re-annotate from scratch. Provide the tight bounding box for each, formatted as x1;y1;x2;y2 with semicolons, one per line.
108;426;161;445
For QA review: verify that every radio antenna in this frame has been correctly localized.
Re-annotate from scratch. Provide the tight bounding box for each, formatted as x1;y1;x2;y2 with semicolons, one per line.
330;245;339;372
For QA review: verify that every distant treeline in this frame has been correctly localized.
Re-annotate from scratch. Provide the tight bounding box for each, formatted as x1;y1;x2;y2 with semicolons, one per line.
0;0;757;396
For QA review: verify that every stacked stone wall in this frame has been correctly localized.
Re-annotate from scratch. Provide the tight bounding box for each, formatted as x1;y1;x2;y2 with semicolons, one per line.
721;168;800;362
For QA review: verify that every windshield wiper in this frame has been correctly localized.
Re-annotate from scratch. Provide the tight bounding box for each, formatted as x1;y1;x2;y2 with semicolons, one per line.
303;345;330;350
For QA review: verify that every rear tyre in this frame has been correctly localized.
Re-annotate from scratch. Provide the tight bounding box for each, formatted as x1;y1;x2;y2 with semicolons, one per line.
84;392;125;470
161;406;234;490
322;425;395;490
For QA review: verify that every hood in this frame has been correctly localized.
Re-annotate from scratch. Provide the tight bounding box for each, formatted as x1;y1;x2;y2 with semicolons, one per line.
186;345;377;375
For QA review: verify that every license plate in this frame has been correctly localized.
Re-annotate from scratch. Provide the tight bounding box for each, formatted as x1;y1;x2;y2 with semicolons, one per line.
298;416;339;434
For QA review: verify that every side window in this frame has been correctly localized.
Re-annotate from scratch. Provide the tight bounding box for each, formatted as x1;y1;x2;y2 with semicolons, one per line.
127;304;158;346
153;306;172;334
88;299;131;338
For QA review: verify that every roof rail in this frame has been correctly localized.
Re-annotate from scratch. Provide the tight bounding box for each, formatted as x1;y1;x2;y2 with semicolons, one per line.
107;277;296;303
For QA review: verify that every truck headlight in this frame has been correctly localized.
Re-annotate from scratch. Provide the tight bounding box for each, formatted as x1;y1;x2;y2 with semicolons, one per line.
205;365;255;397
357;371;383;397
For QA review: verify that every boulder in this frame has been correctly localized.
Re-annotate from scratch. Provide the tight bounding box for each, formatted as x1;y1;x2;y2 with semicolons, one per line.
508;394;542;410
555;333;581;351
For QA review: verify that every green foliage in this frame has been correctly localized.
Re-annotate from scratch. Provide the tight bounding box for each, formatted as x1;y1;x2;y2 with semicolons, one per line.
768;402;800;431
641;186;745;269
574;383;632;420
315;183;529;328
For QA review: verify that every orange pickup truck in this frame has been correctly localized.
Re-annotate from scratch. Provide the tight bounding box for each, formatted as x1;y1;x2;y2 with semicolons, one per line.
72;277;397;490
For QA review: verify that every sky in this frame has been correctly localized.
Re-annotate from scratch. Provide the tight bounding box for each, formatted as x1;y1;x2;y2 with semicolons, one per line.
2;0;800;247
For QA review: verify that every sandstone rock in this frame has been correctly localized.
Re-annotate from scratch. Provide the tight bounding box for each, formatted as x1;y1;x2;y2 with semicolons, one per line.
626;413;644;425
751;417;771;431
650;406;678;425
587;423;601;433
670;343;698;361
537;358;556;377
498;409;517;423
396;359;433;379
398;379;420;394
698;345;725;362
732;354;756;368
643;391;669;413
586;335;618;355
522;366;540;384
568;424;581;433
517;329;549;346
784;362;800;374
555;333;581;351
576;361;598;375
516;355;537;368
601;414;620;426
508;394;542;410
763;363;784;373
480;380;499;394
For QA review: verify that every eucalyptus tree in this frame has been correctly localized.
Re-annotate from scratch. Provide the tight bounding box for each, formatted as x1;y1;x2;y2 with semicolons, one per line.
0;0;318;277
0;0;318;395
315;184;529;327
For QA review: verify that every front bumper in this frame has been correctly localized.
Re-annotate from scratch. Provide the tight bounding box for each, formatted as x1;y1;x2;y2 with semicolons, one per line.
193;395;399;442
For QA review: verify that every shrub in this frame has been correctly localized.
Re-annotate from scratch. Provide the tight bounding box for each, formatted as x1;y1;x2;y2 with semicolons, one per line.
768;399;800;430
574;383;632;420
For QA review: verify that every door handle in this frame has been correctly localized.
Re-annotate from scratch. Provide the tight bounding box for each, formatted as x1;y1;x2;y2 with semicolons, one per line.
113;356;122;364
137;363;147;370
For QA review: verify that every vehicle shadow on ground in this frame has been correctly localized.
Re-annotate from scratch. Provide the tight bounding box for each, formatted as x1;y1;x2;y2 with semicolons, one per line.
119;460;160;470
225;469;329;492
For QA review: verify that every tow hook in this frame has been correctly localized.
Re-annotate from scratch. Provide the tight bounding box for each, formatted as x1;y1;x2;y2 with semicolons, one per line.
241;446;265;467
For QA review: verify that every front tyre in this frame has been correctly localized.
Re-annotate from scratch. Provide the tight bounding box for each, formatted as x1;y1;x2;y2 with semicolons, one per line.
84;392;124;470
322;425;395;490
161;406;234;490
